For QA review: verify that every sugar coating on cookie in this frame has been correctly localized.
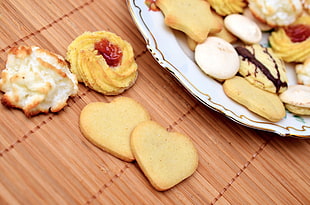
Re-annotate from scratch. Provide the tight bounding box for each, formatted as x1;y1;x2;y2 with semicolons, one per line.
235;44;288;94
79;97;150;162
224;14;262;44
195;37;239;80
296;58;310;86
131;120;198;191
0;46;78;117
248;0;303;27
279;85;310;115
280;85;310;108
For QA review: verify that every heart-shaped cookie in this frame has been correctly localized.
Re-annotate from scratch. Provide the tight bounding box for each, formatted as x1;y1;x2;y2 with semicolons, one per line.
131;120;199;191
79;97;150;162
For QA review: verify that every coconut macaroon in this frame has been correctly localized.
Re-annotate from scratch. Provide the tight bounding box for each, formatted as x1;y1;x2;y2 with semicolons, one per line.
279;85;310;115
248;0;303;27
0;46;78;117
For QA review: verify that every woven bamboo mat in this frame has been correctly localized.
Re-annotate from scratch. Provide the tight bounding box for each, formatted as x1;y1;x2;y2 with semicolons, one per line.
0;0;309;204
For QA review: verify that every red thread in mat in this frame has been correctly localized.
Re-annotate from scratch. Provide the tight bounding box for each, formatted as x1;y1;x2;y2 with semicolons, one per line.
210;139;271;204
0;0;94;54
84;164;130;205
0;0;95;157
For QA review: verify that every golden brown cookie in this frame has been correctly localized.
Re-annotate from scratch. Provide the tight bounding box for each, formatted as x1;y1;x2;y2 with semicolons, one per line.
66;31;138;95
79;97;151;162
208;0;247;16
0;46;78;117
269;15;310;63
155;0;222;43
236;44;288;94
223;76;286;122
131;120;198;191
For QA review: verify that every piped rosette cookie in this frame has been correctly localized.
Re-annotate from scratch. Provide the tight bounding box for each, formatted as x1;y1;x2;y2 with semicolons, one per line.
66;31;138;95
269;14;310;63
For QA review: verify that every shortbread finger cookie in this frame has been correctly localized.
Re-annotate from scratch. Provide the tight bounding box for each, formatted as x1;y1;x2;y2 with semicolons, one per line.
79;97;150;162
131;120;198;191
0;46;78;117
235;44;288;94
156;0;222;43
223;76;286;122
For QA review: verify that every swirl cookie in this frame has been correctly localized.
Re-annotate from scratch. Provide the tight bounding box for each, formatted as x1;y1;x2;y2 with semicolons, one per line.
269;15;310;63
155;0;222;43
223;76;286;122
208;0;247;16
248;0;303;27
66;31;138;95
0;46;78;117
235;44;288;94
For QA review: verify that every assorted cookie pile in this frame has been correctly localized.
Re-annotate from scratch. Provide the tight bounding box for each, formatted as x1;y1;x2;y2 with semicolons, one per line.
153;0;310;121
0;31;138;116
0;31;199;191
80;97;199;191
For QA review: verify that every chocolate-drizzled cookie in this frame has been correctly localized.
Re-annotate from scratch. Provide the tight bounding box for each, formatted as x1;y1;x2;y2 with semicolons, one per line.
235;44;288;94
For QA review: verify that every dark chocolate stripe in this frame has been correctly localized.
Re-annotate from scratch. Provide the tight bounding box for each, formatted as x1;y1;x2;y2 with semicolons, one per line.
235;46;287;93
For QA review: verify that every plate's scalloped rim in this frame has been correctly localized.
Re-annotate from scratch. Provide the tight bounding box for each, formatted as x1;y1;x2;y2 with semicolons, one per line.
127;0;310;138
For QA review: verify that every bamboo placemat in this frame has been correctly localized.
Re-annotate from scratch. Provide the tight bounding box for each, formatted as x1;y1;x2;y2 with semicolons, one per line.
0;0;309;204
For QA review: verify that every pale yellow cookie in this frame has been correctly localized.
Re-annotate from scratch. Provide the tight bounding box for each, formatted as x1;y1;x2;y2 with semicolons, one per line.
269;15;310;63
236;44;288;94
79;97;150;162
156;0;222;43
208;0;247;16
67;31;138;95
131;120;198;191
223;76;286;122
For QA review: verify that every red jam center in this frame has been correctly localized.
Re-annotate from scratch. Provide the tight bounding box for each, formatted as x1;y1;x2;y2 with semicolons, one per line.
284;24;310;43
94;39;123;67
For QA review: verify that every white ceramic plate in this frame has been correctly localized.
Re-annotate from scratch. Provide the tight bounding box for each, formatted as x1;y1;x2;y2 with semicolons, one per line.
127;0;310;137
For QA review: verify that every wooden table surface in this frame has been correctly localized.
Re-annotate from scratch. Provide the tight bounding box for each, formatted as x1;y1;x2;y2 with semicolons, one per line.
0;0;309;204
